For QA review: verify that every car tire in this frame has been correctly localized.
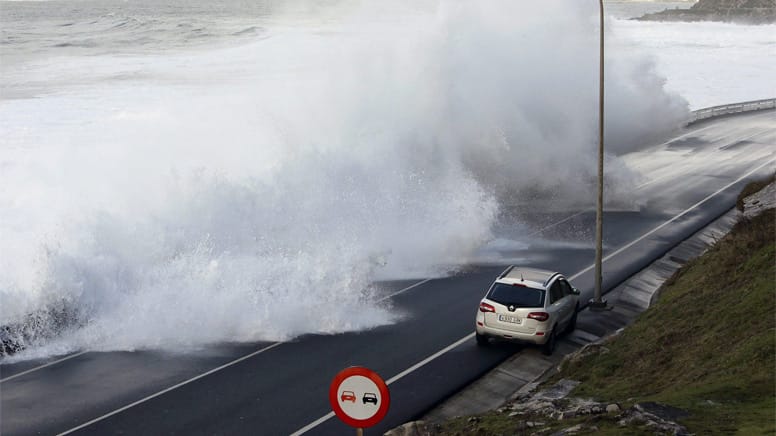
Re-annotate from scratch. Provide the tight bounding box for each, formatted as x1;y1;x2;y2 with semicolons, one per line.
542;328;556;356
565;305;578;334
476;332;489;347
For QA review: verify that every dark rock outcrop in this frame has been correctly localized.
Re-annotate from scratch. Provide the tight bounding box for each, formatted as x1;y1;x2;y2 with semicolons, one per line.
0;302;80;356
636;0;776;24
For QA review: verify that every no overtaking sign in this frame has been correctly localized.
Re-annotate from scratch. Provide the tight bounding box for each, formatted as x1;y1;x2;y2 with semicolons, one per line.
329;366;391;430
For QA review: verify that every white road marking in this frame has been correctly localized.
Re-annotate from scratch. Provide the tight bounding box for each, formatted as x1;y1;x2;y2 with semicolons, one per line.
0;208;608;383
290;412;336;436
385;334;473;385
569;156;776;282
290;156;776;435
289;334;474;435
527;210;588;237
0;281;431;384
50;280;433;435
0;351;88;383
55;342;282;436
25;154;776;435
377;279;431;303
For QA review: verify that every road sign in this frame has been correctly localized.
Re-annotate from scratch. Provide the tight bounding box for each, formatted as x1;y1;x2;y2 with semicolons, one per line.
329;366;390;429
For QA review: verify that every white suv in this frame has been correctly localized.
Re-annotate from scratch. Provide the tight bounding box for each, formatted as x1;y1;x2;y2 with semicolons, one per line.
475;266;580;355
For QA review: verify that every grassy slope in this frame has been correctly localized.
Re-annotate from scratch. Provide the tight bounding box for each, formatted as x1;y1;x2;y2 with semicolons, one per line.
559;207;775;434
435;182;775;435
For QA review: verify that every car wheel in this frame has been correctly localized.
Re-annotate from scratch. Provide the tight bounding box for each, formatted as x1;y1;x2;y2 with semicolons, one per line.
565;305;578;334
542;328;556;356
476;332;489;347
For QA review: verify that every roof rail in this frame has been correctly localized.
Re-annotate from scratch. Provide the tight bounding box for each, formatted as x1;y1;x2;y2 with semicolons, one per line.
499;265;515;279
543;272;560;287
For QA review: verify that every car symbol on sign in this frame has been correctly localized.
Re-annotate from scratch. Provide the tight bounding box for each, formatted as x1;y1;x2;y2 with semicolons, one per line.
362;392;378;405
340;391;356;403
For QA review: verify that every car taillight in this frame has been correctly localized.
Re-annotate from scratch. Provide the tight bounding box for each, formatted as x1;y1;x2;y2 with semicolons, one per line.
479;302;495;313
527;312;549;322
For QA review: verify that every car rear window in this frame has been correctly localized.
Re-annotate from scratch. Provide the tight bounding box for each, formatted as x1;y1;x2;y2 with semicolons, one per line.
487;283;545;308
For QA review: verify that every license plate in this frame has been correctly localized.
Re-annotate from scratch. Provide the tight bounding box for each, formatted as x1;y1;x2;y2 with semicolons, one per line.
498;314;521;324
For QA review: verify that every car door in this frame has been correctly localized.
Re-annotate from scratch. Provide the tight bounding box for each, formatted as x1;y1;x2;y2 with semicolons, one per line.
558;278;576;322
547;280;567;327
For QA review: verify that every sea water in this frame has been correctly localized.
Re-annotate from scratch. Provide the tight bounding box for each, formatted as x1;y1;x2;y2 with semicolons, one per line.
0;0;773;359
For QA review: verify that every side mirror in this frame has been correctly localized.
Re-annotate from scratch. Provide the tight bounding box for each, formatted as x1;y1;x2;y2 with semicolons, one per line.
572;287;580;295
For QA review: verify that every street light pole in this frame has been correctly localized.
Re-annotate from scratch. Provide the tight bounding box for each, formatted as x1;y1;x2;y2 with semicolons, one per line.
591;0;608;310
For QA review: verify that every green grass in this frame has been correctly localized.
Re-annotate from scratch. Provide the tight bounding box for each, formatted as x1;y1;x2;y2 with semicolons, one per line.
558;207;776;435
430;190;775;435
439;413;657;435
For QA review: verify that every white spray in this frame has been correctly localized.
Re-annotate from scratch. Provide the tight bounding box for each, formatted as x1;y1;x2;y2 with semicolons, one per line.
0;0;688;358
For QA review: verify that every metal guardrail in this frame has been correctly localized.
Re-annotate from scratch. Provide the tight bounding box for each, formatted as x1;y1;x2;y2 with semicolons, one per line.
688;97;776;124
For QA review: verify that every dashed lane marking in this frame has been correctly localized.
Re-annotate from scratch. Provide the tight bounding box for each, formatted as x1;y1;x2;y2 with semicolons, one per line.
0;351;89;384
289;156;776;434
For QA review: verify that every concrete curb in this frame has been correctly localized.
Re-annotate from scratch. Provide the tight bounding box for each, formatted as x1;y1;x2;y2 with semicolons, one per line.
419;206;742;424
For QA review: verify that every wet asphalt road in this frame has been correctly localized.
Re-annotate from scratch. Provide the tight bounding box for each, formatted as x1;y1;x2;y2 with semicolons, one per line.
1;109;774;436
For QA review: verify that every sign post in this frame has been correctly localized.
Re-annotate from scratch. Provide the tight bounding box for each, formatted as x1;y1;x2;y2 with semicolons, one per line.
329;366;390;434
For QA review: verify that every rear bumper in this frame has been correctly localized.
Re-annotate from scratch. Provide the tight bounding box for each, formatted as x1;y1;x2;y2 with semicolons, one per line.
475;323;550;345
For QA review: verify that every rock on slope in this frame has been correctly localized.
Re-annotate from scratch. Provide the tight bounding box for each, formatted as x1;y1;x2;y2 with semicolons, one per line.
637;0;776;24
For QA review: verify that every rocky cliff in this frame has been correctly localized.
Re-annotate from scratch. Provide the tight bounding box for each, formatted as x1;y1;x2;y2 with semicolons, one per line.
637;0;776;24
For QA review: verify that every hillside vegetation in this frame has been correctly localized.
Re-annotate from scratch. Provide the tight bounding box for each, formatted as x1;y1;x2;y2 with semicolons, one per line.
430;180;775;435
556;206;775;434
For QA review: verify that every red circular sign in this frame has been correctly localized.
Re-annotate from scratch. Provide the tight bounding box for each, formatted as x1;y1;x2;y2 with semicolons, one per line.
329;366;390;428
